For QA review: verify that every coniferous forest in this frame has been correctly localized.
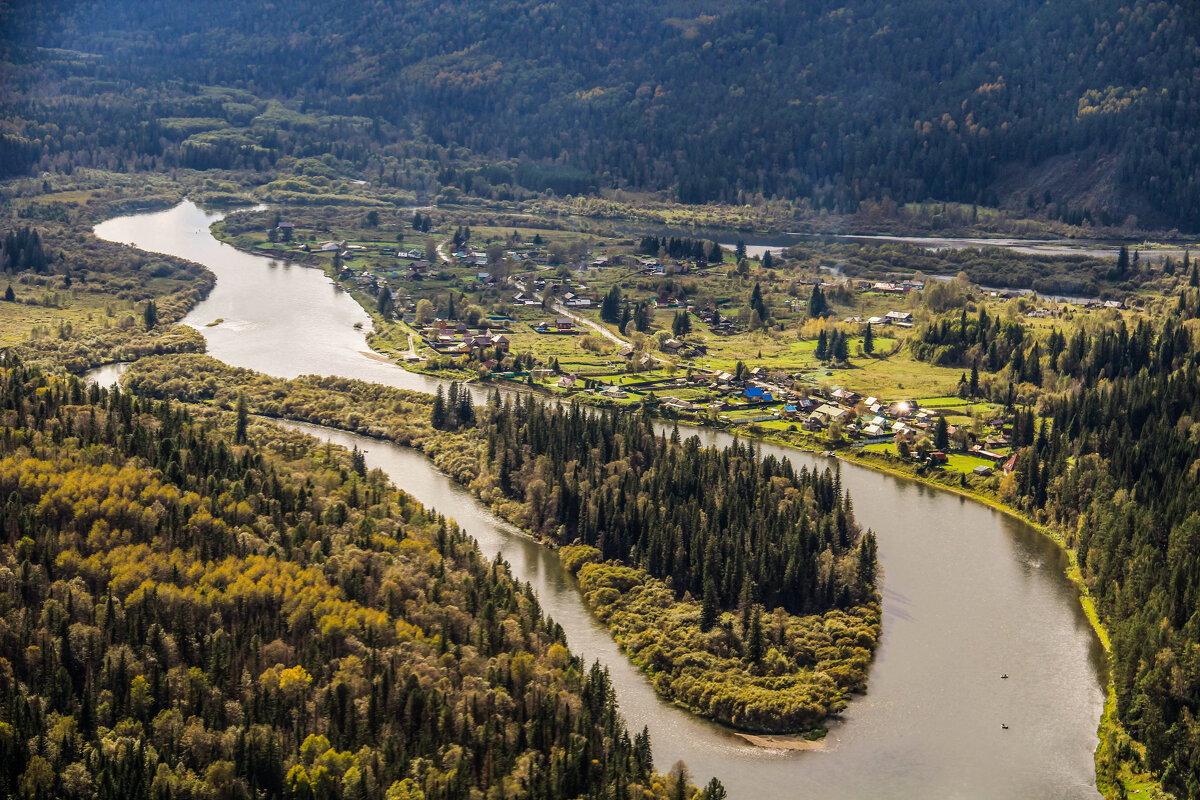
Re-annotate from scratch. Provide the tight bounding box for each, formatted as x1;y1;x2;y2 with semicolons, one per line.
478;396;876;616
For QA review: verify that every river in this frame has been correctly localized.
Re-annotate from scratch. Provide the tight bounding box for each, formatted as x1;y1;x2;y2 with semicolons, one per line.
626;221;1193;262
93;201;1106;798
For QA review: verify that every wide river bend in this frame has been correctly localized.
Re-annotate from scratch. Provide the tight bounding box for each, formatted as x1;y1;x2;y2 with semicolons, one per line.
93;202;1106;799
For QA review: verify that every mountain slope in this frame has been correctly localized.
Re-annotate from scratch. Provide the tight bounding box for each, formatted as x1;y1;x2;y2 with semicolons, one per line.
6;0;1200;228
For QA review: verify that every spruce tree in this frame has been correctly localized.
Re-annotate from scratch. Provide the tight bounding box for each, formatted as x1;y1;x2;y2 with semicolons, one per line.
750;282;768;321
809;285;826;318
934;415;949;451
431;385;447;429
700;579;718;632
235;391;248;444
601;286;622;324
833;330;849;362
1116;245;1130;277
143;300;157;330
747;606;764;664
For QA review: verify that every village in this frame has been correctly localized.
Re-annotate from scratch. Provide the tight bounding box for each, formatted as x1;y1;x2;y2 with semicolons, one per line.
510;359;1017;478
225;213;1142;485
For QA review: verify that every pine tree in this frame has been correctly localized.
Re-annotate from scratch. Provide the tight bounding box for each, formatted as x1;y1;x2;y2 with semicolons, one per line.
863;322;874;354
815;329;828;360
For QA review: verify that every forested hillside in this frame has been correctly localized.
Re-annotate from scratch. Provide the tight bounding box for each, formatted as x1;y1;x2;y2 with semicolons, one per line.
5;0;1200;228
0;361;709;800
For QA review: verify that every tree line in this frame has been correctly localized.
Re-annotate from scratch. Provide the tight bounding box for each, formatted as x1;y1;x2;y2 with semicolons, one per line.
475;395;878;616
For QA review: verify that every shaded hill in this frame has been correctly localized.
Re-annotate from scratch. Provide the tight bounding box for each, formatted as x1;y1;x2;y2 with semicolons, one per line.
5;0;1200;228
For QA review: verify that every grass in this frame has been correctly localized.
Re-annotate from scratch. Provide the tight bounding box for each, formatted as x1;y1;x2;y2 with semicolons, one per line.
944;453;997;474
915;396;972;407
0;288;152;348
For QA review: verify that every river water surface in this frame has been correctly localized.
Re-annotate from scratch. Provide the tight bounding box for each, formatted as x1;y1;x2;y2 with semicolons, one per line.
94;202;1106;798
